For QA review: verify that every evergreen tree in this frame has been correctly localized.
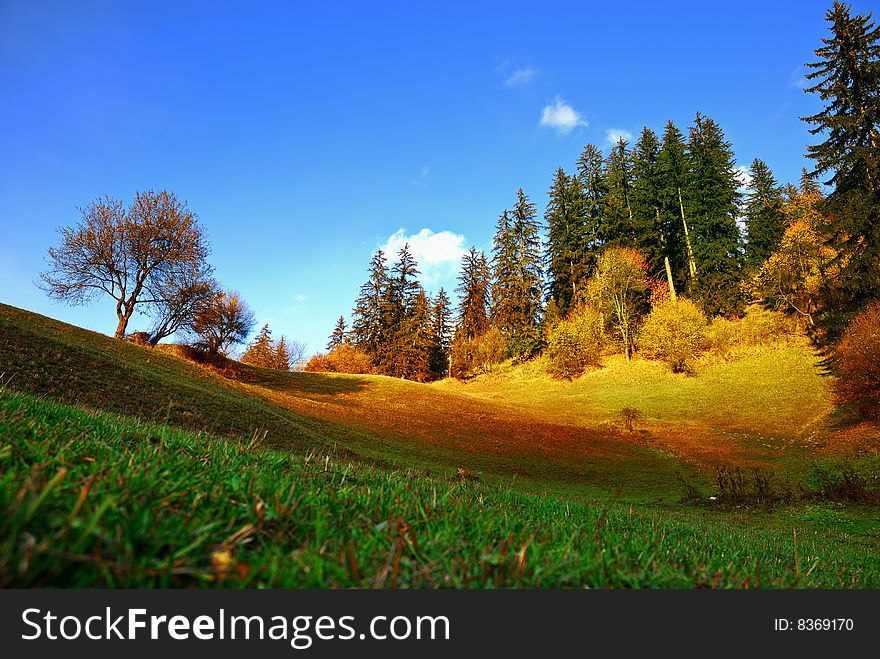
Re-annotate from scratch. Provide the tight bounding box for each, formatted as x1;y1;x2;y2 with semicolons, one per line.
631;126;677;297
389;287;433;380
803;0;880;312
604;138;637;246
576;143;608;270
350;250;389;361
429;287;453;377
241;324;275;368
274;335;291;371
377;244;422;375
686;113;744;316
744;158;786;268
491;188;544;356
327;315;347;351
545;168;589;315
659;120;696;289
455;247;491;340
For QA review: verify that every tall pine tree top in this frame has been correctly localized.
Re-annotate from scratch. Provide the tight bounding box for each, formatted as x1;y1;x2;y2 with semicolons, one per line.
545;167;588;315
686;113;744;316
803;0;880;310
455;247;491;340
744;158;785;268
604;138;636;247
327;315;347;351
491;188;544;348
350;249;389;359
803;1;880;193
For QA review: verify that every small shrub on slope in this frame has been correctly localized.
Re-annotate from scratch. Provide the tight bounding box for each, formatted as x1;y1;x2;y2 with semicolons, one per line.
638;298;707;374
546;305;604;379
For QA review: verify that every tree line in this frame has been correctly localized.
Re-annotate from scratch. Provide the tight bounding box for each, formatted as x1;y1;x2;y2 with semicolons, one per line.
318;1;878;383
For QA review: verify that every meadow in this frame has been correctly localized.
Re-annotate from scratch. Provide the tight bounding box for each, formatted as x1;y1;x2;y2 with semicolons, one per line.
1;302;879;587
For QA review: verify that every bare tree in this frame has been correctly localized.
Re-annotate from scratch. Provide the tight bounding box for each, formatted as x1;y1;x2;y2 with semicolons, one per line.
145;269;217;346
40;190;211;339
288;339;308;371
187;289;255;356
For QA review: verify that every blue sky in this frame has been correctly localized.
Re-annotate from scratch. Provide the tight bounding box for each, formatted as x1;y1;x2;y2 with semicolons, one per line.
0;0;868;356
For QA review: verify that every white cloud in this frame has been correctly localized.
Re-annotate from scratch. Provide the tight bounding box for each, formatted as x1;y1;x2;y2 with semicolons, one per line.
539;97;588;135
379;228;467;286
790;66;809;89
412;165;429;188
605;129;633;145
505;67;537;87
736;165;753;190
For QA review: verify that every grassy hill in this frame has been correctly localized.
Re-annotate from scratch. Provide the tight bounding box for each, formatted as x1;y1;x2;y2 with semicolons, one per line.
2;302;879;587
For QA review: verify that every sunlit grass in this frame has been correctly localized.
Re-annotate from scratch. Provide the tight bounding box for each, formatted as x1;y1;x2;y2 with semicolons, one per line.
2;391;879;588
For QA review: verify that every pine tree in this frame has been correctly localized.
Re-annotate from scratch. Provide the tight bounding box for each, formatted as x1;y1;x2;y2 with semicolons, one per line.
744;158;786;268
377;244;422;376
491;188;544;357
455;247;491;340
241;324;275;368
327;315;347;351
659;120;696;289
576;143;608;270
274;335;291;371
604;138;637;246
631;126;677;298
350;250;389;361
686;113;744;316
803;0;880;311
429;287;453;377
545;168;589;315
394;287;433;381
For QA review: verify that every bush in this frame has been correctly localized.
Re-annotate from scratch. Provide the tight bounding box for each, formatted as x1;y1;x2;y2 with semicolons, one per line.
832;302;880;419
638;298;707;373
303;344;374;374
125;331;151;347
451;327;506;379
546;306;604;379
705;305;800;359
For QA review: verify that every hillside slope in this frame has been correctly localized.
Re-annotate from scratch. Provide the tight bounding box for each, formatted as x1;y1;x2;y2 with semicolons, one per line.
0;303;866;498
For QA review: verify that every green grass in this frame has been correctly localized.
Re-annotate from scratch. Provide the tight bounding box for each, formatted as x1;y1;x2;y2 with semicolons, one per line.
3;390;879;588
2;302;879;588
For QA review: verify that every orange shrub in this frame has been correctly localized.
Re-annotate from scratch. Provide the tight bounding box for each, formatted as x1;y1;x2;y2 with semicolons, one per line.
833;302;880;419
303;344;374;374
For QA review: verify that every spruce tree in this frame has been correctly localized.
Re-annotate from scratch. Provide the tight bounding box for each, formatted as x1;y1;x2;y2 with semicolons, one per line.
491;188;544;357
545;168;589;315
350;250;389;362
604;138;637;246
274;335;291;371
744;158;785;268
241;324;275;368
395;287;433;381
576;143;608;270
659;120;696;289
631;126;676;297
686;113;744;316
803;0;880;311
327;315;347;351
455;247;491;340
377;244;422;375
429;287;453;377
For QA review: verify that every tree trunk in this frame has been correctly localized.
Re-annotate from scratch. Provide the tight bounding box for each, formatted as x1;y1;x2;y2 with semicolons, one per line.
664;256;677;302
114;314;129;340
657;209;677;302
678;187;697;278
